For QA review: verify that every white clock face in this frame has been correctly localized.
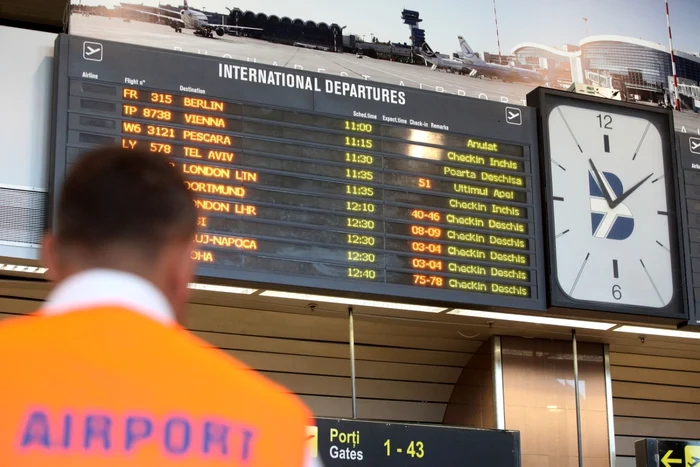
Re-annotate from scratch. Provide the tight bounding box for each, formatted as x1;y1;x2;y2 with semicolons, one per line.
548;104;674;308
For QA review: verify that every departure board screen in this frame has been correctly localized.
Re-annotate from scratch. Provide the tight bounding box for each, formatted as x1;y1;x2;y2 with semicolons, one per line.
50;35;546;310
678;133;700;326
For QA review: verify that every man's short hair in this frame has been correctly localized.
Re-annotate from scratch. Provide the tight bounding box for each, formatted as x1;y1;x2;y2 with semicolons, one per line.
55;146;197;259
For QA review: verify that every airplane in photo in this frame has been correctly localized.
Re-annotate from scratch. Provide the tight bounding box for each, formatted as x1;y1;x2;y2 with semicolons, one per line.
416;42;472;74
121;0;261;38
457;36;545;83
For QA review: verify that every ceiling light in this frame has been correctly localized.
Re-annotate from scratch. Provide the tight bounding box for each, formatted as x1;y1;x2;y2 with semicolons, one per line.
260;291;447;313
614;325;700;340
188;283;257;294
448;309;616;330
0;263;48;274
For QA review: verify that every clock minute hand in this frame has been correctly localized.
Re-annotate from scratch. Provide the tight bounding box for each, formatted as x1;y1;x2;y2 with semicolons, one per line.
588;159;614;207
610;173;654;209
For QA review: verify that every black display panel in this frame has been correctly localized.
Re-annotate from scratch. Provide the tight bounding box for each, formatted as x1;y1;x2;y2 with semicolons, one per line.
50;34;546;310
678;133;700;326
311;418;521;467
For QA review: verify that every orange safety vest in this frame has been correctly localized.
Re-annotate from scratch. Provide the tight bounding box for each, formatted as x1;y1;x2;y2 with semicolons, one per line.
0;307;312;466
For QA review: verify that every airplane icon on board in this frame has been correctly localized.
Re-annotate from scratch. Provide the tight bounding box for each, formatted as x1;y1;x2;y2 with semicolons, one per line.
691;137;700;155
505;107;522;125
82;41;103;61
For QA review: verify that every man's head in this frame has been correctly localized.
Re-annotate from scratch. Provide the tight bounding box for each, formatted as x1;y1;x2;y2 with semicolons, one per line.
43;146;198;323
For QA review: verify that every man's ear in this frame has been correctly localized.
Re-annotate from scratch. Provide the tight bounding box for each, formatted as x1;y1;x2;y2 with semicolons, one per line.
175;243;195;293
165;239;196;325
41;233;60;282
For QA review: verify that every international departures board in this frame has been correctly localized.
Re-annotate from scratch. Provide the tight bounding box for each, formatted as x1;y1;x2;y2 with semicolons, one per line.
50;34;546;310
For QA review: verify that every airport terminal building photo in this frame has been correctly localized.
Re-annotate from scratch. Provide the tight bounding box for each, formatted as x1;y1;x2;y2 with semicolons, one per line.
513;35;700;109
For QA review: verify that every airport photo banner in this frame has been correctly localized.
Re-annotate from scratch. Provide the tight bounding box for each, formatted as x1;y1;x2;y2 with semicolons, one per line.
68;0;700;135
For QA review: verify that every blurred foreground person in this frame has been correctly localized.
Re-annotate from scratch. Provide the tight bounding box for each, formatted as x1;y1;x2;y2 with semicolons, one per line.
0;146;319;466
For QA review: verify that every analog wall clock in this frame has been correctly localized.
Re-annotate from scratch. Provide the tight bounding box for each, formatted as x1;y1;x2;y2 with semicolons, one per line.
527;88;687;318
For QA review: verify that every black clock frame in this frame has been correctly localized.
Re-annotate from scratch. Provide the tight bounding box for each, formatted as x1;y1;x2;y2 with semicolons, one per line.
527;87;688;320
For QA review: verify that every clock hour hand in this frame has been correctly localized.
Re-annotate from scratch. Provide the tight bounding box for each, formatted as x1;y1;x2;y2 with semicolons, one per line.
588;159;614;207
610;173;654;209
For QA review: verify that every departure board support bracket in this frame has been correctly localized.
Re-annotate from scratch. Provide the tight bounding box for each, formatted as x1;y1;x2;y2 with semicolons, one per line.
348;306;357;419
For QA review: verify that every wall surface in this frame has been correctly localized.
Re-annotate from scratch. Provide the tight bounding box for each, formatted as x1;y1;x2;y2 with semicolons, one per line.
611;347;700;467
501;337;610;467
0;26;54;261
442;339;495;429
0;26;54;191
185;299;487;423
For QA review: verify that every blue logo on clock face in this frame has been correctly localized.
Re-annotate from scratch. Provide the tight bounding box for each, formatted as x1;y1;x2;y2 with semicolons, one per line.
589;172;634;240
